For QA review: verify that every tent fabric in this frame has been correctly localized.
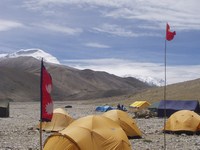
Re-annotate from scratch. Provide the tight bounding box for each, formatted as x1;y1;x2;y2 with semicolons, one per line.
148;101;160;109
102;110;142;138
164;110;200;133
157;100;200;117
95;105;113;112
39;108;74;132
44;134;80;150
148;101;160;112
44;115;131;150
0;99;9;117
129;101;150;109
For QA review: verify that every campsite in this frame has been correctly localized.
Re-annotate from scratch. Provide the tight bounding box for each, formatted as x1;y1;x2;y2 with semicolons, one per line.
0;54;200;150
1;100;200;150
1;0;200;149
1;57;200;150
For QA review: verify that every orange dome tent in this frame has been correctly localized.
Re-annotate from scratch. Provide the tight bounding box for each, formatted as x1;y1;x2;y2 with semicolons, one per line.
39;108;74;132
44;115;131;150
102;109;142;138
164;110;200;133
44;134;80;150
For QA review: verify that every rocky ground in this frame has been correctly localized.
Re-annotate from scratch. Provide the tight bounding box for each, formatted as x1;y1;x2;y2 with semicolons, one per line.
0;101;200;150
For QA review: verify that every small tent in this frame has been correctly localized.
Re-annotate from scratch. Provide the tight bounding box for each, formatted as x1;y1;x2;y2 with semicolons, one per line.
102;110;142;138
157;100;200;117
164;110;200;133
39;108;74;132
0;99;9;117
129;101;150;110
44;115;131;150
95;105;113;112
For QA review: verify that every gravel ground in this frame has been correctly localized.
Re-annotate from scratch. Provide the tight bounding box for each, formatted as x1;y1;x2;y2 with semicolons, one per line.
0;101;200;150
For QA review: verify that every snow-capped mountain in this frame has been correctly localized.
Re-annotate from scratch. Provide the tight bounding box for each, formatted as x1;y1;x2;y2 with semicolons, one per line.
0;49;164;86
124;74;164;86
136;76;165;86
0;54;7;57
1;49;60;64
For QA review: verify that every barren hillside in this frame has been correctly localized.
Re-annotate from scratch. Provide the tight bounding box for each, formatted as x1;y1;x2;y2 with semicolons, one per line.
0;57;150;101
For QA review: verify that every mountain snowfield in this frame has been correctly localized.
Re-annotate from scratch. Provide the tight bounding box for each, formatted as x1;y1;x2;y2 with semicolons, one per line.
0;49;60;64
127;75;165;86
0;49;164;86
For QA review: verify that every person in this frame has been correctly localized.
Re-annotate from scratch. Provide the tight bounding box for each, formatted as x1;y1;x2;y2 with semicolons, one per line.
117;103;121;110
121;105;124;110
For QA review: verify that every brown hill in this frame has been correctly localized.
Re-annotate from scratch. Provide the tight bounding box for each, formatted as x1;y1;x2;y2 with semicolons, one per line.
108;78;200;105
0;57;150;102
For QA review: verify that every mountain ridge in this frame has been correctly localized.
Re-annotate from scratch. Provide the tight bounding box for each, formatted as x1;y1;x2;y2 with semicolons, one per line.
0;56;150;101
0;49;165;86
0;50;199;103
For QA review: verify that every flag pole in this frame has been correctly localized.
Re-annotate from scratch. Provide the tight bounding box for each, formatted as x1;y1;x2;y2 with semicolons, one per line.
163;22;176;150
163;38;167;150
40;58;43;150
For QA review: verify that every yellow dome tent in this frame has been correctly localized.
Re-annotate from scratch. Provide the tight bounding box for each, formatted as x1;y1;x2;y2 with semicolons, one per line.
44;134;80;150
39;108;74;132
129;101;150;110
44;115;131;150
102;109;142;138
164;110;200;133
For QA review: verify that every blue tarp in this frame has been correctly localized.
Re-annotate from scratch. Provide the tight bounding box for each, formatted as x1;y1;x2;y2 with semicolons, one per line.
148;101;160;112
95;105;113;112
157;100;200;117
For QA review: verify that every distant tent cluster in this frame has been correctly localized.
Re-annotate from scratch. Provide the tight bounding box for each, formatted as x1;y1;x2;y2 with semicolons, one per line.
147;100;200;133
128;100;200;118
127;100;200;134
42;108;142;150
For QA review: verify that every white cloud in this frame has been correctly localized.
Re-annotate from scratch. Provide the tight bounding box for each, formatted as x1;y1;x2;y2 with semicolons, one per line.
93;24;138;37
0;20;23;31
85;42;110;48
93;23;161;37
24;0;200;31
103;0;200;30
61;58;200;85
24;0;126;8
34;23;83;35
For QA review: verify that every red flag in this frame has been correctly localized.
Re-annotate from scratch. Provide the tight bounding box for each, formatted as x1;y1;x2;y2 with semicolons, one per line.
41;60;53;121
166;23;176;41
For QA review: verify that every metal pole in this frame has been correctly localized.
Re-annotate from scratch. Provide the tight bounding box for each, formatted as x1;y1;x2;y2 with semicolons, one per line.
163;39;167;150
40;58;43;150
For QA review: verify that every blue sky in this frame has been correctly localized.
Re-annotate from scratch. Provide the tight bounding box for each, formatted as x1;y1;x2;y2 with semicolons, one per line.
0;0;200;84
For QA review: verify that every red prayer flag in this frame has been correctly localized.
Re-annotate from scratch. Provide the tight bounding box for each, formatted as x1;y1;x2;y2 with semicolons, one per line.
166;23;176;41
41;60;53;121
